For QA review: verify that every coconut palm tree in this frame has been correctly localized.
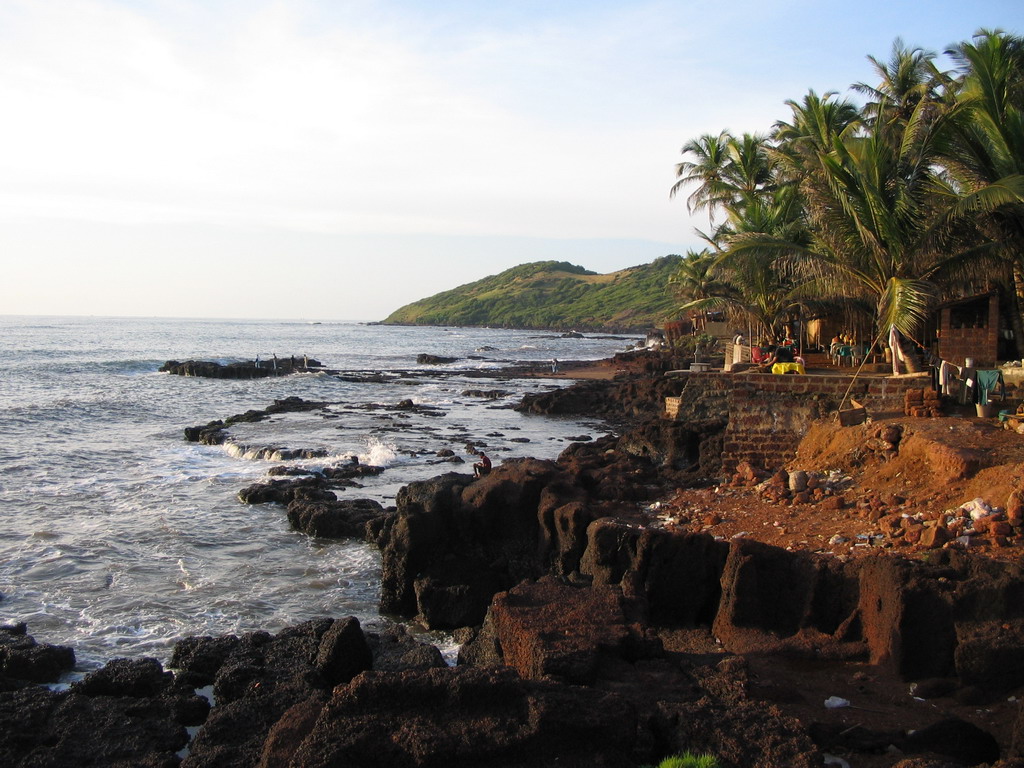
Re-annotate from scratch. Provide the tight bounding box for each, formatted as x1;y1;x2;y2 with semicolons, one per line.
670;35;1024;367
732;86;1024;368
852;38;944;127
772;89;862;182
671;132;777;242
940;29;1024;355
671;242;802;344
670;132;736;223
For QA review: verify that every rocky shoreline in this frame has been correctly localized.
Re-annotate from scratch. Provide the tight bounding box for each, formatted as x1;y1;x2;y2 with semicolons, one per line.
5;352;1024;767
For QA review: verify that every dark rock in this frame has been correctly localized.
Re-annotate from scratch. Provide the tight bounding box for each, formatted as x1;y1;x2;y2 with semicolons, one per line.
630;529;728;628
0;625;75;684
285;666;638;768
416;354;458;365
580;518;644;586
487;577;657;685
656;698;821;768
457;613;504;668
258;698;326;768
1012;699;1024;757
177;618;373;768
714;538;863;658
184;398;329;444
162;357;320;379
184;421;227;444
366;625;447;673
378;459;585;629
462;389;511;399
538;491;592;577
321;462;384;481
72;657;171;698
858;556;956;679
954;618;1024;693
287;498;387;540
0;678;188;767
903;717;999;765
238;477;337;505
170;634;242;687
313;617;374;687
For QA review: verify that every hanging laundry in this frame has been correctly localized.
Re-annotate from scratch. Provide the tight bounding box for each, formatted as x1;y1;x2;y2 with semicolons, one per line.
938;360;954;396
976;369;1005;406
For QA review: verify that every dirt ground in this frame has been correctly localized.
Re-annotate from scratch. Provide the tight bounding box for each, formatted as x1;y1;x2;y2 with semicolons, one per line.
645;410;1024;766
654;621;1022;767
648;412;1024;563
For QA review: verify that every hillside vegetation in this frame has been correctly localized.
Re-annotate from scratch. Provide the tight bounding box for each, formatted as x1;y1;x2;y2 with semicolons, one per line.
382;256;682;332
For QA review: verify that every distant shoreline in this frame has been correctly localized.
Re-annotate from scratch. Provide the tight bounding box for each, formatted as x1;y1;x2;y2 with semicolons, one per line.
377;319;652;336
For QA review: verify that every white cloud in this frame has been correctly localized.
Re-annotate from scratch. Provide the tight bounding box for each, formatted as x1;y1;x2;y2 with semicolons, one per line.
1;0;1015;319
0;0;705;244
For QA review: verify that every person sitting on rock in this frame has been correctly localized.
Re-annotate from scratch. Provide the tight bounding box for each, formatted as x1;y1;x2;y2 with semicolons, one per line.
473;452;492;478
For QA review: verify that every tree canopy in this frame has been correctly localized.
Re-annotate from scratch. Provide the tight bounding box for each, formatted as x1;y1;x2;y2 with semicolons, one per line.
670;29;1024;357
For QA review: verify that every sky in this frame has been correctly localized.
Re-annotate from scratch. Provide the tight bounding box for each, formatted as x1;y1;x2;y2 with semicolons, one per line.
0;0;1019;321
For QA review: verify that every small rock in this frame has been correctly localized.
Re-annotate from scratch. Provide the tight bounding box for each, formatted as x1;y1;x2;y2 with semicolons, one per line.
788;470;808;493
920;527;950;549
1007;490;1024;523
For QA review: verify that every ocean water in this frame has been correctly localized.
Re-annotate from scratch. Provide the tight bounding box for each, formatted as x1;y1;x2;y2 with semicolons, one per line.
0;316;633;672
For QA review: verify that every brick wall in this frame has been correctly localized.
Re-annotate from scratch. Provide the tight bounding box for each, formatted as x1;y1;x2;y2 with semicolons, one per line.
937;294;999;367
666;371;932;475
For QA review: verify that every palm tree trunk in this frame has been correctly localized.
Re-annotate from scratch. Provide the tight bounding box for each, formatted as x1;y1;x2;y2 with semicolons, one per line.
894;335;922;373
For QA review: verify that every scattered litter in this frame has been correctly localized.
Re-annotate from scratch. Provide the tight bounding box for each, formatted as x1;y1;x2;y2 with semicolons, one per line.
962;497;993;520
829;535;849;545
731;531;750;539
823;755;851;768
824;696;850;709
855;533;885;543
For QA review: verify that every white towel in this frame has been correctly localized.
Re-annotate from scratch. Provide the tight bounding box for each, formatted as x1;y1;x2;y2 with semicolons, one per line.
888;326;901;375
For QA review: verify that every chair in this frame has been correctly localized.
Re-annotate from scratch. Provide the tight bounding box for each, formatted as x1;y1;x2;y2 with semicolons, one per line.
836;345;853;366
850;344;865;367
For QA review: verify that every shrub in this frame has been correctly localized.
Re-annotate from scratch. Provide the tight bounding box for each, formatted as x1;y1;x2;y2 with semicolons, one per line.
641;753;720;768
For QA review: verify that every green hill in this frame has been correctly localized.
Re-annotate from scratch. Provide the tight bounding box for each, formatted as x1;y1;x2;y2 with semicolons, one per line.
381;256;682;332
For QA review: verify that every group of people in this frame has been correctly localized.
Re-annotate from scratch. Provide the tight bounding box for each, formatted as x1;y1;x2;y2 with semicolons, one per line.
752;337;806;374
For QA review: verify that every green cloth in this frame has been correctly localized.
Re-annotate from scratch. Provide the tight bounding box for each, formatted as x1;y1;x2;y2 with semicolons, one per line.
977;369;1003;405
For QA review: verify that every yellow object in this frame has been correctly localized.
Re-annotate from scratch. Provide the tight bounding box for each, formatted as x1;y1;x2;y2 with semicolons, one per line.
772;362;805;375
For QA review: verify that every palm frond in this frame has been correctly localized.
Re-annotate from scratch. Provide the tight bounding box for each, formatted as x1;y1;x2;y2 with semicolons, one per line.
877;277;937;335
